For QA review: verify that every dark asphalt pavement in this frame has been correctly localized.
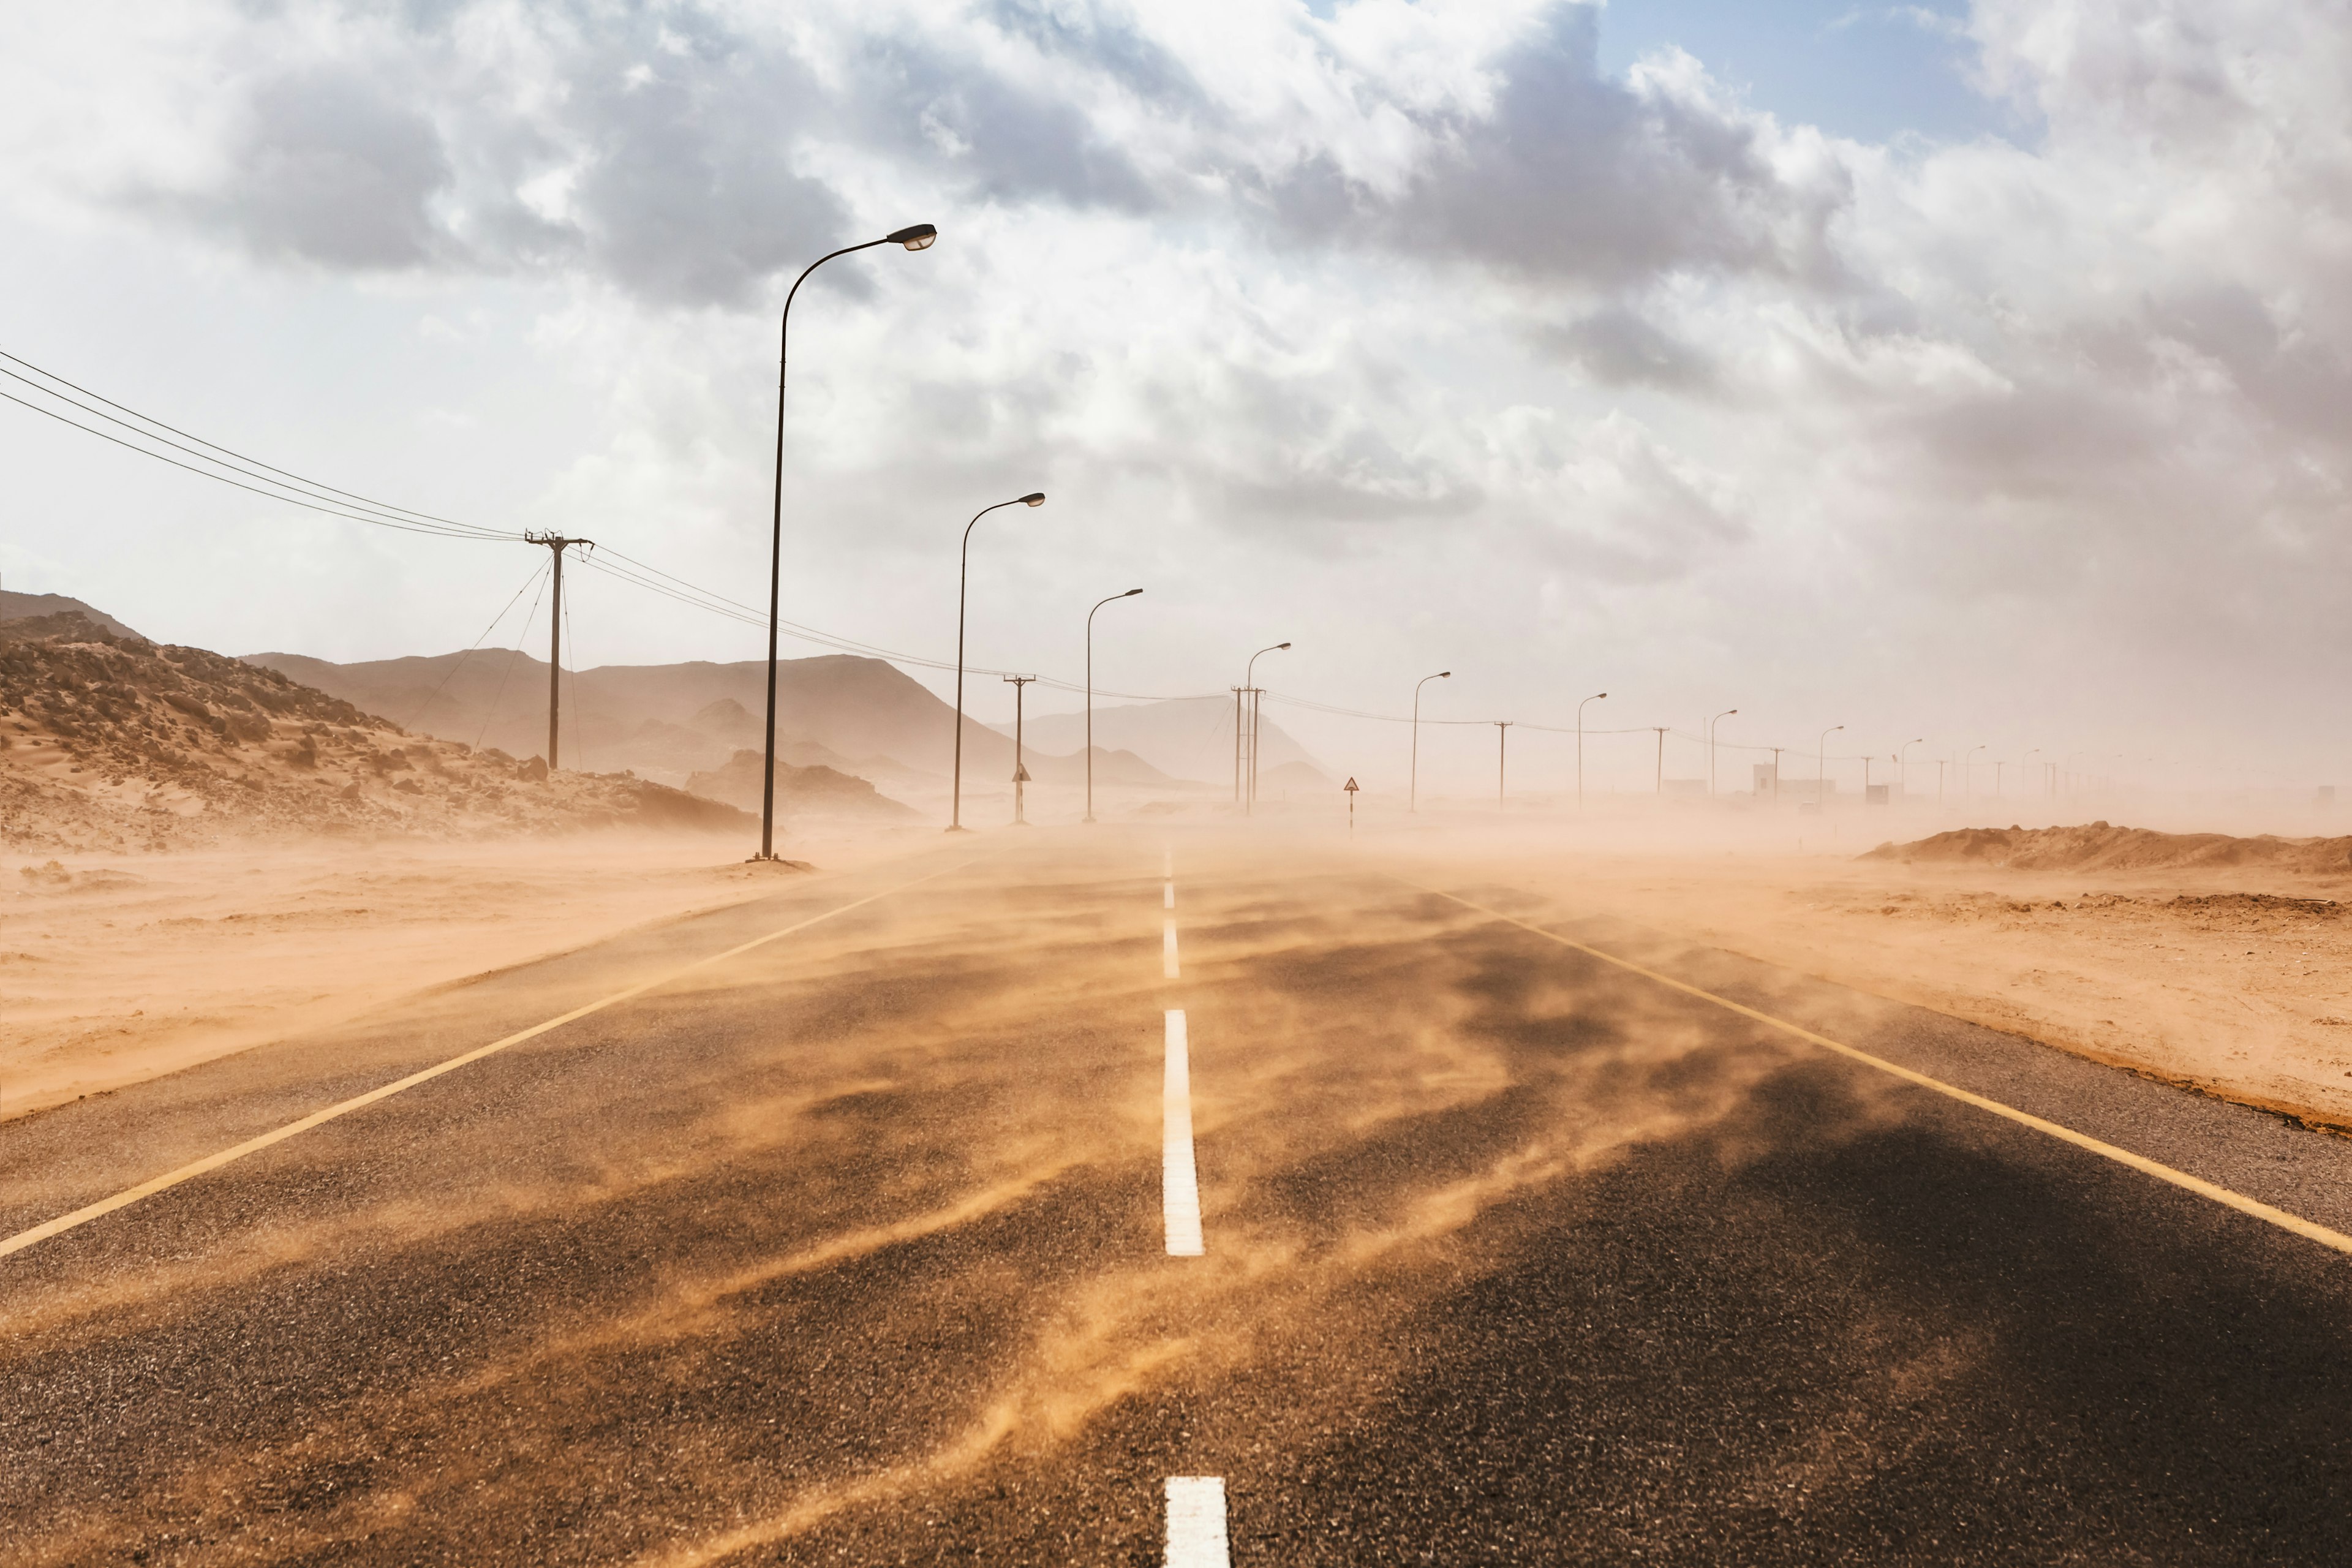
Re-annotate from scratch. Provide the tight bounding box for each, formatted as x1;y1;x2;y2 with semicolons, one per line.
6;830;2352;1565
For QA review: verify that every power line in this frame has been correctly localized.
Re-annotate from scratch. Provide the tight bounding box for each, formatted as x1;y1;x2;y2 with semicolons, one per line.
399;560;548;732
0;388;515;541
0;350;515;540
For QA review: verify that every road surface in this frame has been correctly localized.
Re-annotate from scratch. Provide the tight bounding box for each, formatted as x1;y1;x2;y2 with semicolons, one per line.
6;829;2352;1564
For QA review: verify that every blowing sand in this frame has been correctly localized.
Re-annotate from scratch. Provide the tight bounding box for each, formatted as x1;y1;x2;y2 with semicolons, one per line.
0;825;929;1121
1415;820;2352;1131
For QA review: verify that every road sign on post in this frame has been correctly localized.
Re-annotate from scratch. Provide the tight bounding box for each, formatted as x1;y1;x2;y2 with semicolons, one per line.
1344;777;1359;839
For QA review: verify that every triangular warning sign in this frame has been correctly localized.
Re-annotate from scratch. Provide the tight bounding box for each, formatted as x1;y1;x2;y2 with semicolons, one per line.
1343;777;1360;791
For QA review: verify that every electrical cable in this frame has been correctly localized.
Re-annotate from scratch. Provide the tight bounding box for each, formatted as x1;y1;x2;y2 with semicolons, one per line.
473;566;551;755
0;388;513;541
400;562;547;733
0;350;515;538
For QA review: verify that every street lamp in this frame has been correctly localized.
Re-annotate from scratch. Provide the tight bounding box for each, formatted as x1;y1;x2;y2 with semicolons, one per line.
1242;641;1289;813
949;492;1046;831
1899;737;1924;801
756;221;939;862
1411;670;1452;814
1818;725;1843;807
1707;709;1738;797
1966;744;1986;800
1577;692;1607;808
1084;589;1143;824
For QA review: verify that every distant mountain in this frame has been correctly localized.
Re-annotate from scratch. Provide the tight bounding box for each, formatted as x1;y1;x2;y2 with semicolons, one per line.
986;696;1323;786
1;590;143;641
243;647;1034;789
683;750;921;819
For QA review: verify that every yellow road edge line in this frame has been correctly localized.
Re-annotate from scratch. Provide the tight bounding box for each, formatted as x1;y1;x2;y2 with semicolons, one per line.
1;855;992;1262
1407;881;2352;1259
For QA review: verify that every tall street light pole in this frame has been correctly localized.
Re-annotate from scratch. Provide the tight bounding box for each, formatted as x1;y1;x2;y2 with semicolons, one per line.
1494;721;1513;807
1084;589;1143;824
1707;709;1738;797
1411;670;1452;814
1899;737;1924;801
949;492;1047;831
1966;744;1986;800
1242;641;1289;815
757;222;938;863
1577;692;1607;808
1652;727;1668;795
1818;725;1843;807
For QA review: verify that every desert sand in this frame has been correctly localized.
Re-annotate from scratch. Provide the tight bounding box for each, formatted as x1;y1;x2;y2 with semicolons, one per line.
1396;815;2352;1131
0;824;930;1123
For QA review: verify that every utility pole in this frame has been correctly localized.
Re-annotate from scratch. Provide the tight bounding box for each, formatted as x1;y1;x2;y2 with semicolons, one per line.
1232;687;1245;805
1770;746;1784;799
522;532;591;772
1250;686;1265;812
1494;721;1512;807
1003;674;1035;826
1653;727;1668;795
1242;642;1289;816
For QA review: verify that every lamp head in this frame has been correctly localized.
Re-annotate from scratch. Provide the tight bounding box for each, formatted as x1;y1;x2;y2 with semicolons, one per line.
1594;691;1607;699
1439;670;1452;678
1020;492;1046;507
886;224;938;251
1277;641;1291;650
1123;588;1143;597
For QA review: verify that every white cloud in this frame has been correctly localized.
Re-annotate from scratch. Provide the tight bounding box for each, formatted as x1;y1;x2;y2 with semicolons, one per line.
4;0;2352;787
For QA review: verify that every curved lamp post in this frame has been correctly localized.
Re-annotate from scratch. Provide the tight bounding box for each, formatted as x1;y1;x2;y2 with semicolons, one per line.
1708;709;1738;797
1577;692;1607;808
1818;725;1843;807
757;222;937;862
1411;670;1452;813
1899;737;1924;801
1965;743;1987;799
949;491;1046;831
1084;589;1143;824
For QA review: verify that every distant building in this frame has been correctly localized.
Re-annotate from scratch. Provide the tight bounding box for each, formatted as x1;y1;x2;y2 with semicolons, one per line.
1752;763;1778;796
1866;784;1890;805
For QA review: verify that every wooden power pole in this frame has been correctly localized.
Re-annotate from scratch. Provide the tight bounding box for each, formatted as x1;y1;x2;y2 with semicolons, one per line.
523;532;592;771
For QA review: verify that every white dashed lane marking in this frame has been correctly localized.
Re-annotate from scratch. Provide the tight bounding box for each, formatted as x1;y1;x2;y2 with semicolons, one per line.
1164;1476;1229;1567
1164;881;1175;909
1163;1009;1204;1257
1163;918;1180;979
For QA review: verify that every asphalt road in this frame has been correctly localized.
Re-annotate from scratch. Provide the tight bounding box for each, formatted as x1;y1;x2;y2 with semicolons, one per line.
7;829;2352;1565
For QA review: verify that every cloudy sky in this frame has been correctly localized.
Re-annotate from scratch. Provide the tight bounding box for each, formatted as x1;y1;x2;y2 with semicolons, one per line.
3;0;2347;793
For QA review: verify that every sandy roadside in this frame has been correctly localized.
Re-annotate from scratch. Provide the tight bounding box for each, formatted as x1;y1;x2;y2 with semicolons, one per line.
1423;843;2352;1131
0;823;933;1121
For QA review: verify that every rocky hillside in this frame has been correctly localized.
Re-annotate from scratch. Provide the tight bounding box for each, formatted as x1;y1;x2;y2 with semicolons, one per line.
0;614;750;851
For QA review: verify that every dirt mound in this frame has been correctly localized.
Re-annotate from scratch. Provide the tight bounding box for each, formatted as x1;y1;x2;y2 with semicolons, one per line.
684;748;919;820
1862;821;2352;874
1;614;753;851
